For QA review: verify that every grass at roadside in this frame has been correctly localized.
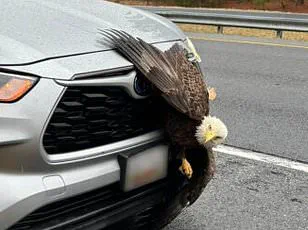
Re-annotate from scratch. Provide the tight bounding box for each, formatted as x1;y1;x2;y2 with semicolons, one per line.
223;27;276;39
177;24;217;34
283;31;308;41
177;23;308;41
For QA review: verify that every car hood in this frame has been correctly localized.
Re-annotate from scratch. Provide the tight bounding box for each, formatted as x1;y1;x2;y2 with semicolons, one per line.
0;0;185;65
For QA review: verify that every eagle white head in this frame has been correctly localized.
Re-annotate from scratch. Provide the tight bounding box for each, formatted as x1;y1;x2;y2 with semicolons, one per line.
195;116;228;147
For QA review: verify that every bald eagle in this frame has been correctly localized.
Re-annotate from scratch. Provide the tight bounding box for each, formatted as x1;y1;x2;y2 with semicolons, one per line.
99;29;228;179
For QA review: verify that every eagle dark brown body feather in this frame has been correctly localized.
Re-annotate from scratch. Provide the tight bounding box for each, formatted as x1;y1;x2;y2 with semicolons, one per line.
99;29;209;149
165;107;202;148
164;45;209;149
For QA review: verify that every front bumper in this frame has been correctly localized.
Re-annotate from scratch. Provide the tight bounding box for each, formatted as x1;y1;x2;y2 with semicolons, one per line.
10;179;169;230
0;40;215;229
7;146;215;230
0;77;162;229
0;76;216;230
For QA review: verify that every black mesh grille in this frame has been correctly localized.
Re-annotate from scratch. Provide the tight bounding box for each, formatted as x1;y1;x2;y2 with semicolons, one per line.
9;180;167;230
43;87;162;154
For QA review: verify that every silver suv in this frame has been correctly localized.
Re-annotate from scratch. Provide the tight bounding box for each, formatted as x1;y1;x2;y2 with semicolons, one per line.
0;1;215;229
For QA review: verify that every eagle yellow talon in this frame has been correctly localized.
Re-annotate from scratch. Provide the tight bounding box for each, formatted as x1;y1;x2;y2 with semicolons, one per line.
179;158;193;179
208;87;217;101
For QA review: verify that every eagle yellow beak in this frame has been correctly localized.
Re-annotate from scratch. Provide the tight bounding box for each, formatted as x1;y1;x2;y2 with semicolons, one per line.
204;131;216;143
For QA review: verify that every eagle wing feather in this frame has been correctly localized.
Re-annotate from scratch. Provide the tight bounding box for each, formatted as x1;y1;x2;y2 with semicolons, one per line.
99;29;209;120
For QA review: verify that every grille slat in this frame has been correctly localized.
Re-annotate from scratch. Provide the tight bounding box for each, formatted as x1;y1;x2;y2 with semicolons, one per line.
43;86;161;155
10;181;167;230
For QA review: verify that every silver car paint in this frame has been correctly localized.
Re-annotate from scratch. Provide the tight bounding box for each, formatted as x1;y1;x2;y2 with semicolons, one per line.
0;0;185;65
1;41;183;80
0;2;185;227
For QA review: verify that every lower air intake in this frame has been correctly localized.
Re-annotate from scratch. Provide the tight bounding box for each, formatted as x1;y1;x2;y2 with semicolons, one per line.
9;181;168;230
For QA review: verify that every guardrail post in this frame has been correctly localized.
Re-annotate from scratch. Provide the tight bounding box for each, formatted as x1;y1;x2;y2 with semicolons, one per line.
276;30;283;39
217;26;224;34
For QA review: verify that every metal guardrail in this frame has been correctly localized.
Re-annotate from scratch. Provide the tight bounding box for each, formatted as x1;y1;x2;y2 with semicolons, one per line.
140;7;308;38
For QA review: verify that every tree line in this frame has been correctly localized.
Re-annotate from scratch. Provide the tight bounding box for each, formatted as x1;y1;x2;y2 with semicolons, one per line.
113;0;305;8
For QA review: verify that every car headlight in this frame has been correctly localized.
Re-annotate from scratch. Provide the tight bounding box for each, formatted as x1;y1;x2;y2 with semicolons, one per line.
0;74;38;102
184;37;202;63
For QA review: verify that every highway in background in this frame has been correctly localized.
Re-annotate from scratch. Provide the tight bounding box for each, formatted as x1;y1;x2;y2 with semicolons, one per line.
165;33;308;230
195;33;308;163
139;6;308;20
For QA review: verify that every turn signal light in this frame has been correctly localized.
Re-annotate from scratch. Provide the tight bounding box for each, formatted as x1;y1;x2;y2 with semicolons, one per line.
0;75;37;102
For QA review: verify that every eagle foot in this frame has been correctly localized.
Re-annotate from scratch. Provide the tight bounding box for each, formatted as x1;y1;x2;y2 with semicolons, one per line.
179;158;193;179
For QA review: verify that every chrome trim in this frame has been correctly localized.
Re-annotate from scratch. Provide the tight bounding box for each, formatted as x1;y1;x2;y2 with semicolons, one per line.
43;130;164;164
55;70;148;99
72;66;134;80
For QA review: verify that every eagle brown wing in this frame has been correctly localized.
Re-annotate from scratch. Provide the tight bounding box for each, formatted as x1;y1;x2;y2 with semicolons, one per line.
99;29;209;120
164;43;209;119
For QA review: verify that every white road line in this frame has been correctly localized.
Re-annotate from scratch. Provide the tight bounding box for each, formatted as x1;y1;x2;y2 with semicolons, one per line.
214;145;308;173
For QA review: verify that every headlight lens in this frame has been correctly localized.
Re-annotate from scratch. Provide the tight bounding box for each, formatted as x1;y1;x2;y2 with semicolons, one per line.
184;37;202;63
0;74;37;102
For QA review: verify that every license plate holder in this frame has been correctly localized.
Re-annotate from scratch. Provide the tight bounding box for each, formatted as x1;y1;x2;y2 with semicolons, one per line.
118;144;168;192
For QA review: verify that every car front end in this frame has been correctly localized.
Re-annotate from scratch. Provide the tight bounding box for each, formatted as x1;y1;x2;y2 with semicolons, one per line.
0;1;215;229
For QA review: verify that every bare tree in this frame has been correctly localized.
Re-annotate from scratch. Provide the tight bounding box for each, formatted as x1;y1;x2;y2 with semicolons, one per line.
296;0;304;5
280;0;288;9
253;0;267;10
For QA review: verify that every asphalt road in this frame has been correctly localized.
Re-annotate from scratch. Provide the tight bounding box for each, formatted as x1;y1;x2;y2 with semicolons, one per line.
165;33;308;230
165;153;308;230
194;33;308;163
